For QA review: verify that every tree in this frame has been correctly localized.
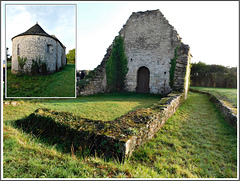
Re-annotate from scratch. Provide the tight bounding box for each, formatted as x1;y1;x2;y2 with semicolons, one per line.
106;36;128;92
191;61;237;88
66;49;75;63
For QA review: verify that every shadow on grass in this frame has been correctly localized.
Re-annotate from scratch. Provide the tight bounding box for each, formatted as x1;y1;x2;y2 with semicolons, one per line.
13;110;126;162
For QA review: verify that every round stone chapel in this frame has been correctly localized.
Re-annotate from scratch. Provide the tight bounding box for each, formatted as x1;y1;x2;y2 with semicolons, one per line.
11;23;66;74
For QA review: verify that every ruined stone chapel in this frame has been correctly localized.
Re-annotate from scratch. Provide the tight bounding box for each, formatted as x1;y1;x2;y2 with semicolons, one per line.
11;23;67;74
78;9;191;98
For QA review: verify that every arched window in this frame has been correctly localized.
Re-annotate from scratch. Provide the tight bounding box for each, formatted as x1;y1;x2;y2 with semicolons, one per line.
17;44;20;55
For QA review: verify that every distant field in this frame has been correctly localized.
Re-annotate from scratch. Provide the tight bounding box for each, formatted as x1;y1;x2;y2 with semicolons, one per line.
190;87;237;107
6;64;75;97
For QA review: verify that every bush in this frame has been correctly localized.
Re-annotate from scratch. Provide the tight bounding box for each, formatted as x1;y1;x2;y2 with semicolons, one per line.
169;47;179;89
31;59;40;75
39;60;47;74
106;36;128;92
31;56;48;75
17;56;27;71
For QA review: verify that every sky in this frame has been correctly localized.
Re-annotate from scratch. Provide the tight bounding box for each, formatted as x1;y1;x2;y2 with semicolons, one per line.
77;1;239;70
1;1;239;70
3;2;76;57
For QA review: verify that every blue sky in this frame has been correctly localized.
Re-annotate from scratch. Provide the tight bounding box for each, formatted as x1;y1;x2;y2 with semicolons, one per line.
3;3;76;57
77;1;238;70
1;1;239;70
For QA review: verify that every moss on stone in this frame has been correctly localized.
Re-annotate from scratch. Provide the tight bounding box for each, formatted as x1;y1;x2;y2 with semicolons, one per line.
16;92;183;160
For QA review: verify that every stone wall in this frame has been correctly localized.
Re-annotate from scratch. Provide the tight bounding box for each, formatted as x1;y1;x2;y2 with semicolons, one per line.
174;44;192;99
77;9;191;97
19;92;184;160
56;41;66;71
77;45;112;96
12;35;66;74
124;92;183;157
119;10;181;94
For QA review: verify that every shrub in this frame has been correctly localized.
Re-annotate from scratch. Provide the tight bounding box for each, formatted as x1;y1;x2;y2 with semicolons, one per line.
31;59;40;75
31;56;48;75
17;56;27;70
106;36;128;92
169;47;179;89
39;60;47;74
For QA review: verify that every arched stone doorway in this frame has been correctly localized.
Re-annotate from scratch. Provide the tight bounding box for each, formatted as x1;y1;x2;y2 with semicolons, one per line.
136;66;150;93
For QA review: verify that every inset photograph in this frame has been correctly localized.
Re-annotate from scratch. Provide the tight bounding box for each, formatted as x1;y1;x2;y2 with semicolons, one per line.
5;4;76;98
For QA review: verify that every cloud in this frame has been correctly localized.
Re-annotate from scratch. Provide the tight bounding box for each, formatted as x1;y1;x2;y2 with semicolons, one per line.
6;4;76;55
6;5;34;45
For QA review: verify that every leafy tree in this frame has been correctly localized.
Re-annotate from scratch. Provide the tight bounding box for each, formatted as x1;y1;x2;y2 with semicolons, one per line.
66;49;75;63
106;36;128;92
191;61;237;88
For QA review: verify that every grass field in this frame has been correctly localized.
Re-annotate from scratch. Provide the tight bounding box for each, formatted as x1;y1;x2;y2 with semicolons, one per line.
3;92;237;178
190;87;237;107
4;92;162;122
6;64;75;97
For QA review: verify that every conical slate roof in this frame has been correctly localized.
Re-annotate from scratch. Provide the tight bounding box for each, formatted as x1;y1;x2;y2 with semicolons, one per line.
12;23;51;39
12;23;65;48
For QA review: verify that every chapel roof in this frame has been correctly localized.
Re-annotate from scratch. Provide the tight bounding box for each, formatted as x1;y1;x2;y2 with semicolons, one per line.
12;23;65;48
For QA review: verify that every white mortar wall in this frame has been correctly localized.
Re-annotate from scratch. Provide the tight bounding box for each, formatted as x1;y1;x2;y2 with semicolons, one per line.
119;10;181;94
12;35;66;74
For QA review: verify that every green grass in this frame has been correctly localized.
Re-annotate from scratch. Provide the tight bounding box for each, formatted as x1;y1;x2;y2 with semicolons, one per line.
3;92;237;178
190;86;237;107
129;92;237;178
7;62;11;68
6;64;75;97
4;92;162;122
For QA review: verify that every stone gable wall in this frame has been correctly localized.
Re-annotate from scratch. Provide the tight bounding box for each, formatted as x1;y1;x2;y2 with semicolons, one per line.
119;10;182;94
77;10;191;97
12;35;66;74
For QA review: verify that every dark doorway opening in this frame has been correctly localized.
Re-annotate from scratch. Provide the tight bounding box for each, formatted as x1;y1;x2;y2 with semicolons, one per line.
136;66;150;93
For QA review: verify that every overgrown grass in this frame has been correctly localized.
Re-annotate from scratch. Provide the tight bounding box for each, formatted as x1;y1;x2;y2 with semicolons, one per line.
6;64;75;97
190;86;237;107
3;92;237;178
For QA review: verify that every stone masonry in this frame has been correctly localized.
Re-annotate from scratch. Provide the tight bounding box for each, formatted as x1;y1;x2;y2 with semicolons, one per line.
78;9;191;98
11;23;66;74
17;92;184;160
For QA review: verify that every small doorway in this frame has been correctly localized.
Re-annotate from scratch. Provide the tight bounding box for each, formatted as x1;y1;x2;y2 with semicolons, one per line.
136;66;150;93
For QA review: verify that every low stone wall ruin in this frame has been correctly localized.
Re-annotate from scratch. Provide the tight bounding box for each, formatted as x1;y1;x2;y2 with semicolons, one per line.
16;92;184;160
